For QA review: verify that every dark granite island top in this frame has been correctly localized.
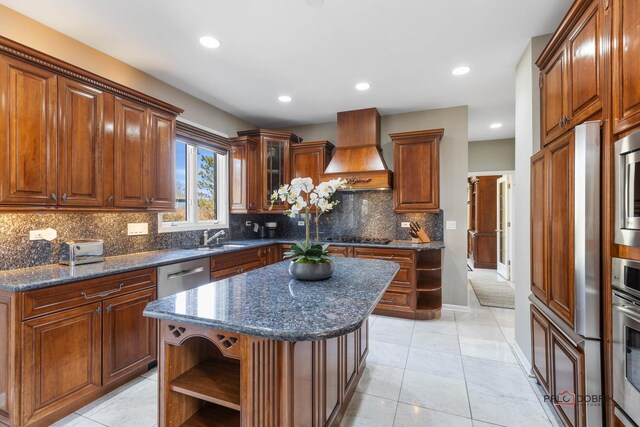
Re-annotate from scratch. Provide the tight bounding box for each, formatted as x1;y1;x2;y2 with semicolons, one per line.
143;257;400;342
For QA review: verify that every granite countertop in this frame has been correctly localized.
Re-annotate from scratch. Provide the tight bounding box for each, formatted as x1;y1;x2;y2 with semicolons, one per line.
0;238;444;292
143;258;400;341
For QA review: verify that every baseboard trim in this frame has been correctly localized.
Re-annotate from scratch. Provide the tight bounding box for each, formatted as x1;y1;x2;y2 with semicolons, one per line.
442;303;470;312
513;341;533;376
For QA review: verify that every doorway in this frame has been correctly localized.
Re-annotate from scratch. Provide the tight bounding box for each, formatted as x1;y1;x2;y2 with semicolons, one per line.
467;172;514;310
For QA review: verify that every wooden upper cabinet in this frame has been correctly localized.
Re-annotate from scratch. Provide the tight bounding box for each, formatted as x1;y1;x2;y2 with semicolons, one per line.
261;135;290;211
0;37;182;212
392;129;443;213
531;151;548;302
113;97;150;208
148;110;176;210
0;54;58;206
232;129;300;214
612;0;640;133
539;0;601;145
566;0;601;125
547;133;575;328
290;141;334;185
229;137;260;214
57;77;107;207
541;48;568;145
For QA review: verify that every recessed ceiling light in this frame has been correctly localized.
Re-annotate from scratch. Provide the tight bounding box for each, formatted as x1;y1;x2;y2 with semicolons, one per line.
452;66;471;76
355;82;371;91
199;36;220;49
490;123;503;129
278;95;292;103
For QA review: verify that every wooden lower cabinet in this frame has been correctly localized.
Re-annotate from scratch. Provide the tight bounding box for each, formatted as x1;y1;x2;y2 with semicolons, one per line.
21;303;102;426
102;288;157;385
531;305;551;393
530;305;586;427
0;268;158;426
158;318;368;427
550;327;585;427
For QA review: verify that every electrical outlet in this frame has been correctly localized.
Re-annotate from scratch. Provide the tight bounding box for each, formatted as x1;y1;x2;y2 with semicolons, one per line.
127;223;149;236
29;228;57;241
298;221;305;226
401;222;411;228
245;221;252;226
446;221;457;230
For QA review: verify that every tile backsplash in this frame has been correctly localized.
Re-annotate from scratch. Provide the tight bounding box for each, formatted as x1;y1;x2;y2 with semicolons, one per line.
231;191;443;243
0;213;204;271
0;191;442;271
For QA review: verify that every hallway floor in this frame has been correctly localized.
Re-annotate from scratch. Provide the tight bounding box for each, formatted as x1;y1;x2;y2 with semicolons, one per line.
52;279;561;427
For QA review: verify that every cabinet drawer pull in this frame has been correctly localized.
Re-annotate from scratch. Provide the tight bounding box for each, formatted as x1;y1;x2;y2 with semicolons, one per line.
372;254;395;260
96;306;102;315
380;298;394;304
81;284;123;299
51;193;58;202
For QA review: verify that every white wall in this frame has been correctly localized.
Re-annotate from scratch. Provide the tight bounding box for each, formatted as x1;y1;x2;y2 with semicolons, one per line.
469;139;516;173
0;5;254;136
280;106;470;307
513;35;551;369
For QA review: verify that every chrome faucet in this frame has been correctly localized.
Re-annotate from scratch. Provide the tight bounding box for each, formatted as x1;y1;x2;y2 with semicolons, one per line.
203;229;226;245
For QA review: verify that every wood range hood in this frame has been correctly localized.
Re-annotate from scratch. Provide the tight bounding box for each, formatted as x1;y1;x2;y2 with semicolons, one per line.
319;107;393;190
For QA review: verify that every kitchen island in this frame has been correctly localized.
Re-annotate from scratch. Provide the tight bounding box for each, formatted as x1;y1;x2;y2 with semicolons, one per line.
143;257;400;427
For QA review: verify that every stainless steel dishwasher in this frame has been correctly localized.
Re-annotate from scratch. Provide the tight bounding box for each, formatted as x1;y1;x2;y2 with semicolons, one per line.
157;258;211;298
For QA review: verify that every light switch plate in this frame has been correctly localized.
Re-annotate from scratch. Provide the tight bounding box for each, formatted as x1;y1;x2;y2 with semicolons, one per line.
446;221;457;230
401;222;411;228
298;221;305;226
245;221;252;226
127;223;149;236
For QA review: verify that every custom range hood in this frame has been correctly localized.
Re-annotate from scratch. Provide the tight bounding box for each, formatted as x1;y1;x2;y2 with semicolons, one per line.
320;107;392;190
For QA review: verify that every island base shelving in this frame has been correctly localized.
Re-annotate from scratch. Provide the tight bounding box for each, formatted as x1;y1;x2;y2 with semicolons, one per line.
158;319;369;427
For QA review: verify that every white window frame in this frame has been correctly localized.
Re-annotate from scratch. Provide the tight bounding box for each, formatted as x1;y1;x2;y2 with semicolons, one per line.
158;141;229;233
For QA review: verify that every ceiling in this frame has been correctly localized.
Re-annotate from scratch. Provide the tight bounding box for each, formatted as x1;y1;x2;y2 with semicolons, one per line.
1;0;571;140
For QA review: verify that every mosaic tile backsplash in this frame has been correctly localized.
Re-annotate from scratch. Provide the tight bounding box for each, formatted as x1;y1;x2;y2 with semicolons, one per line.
0;191;442;271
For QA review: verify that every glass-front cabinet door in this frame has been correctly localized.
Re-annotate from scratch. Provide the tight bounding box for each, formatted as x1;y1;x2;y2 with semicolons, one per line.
261;136;289;211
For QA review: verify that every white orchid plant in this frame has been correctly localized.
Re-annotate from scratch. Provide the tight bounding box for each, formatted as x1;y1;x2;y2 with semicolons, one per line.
270;177;349;263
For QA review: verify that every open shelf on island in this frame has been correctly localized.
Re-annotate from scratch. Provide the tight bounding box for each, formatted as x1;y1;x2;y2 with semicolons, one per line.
181;403;241;427
170;358;241;411
416;250;442;270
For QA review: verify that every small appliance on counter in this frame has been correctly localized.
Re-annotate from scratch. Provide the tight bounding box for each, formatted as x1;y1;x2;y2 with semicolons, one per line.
265;222;278;238
59;239;105;266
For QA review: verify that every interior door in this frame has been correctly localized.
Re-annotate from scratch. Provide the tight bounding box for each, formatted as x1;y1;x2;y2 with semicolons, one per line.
496;176;511;279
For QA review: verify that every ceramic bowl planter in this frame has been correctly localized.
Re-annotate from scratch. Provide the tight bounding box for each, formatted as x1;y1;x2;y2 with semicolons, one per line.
289;260;335;281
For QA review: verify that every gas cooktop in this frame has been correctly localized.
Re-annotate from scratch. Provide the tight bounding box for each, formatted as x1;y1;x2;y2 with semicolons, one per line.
324;236;392;245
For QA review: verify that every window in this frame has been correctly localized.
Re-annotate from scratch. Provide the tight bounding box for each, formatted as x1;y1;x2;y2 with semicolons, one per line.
159;138;228;232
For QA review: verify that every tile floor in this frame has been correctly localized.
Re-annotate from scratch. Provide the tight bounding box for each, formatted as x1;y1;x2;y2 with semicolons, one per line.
53;268;561;427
